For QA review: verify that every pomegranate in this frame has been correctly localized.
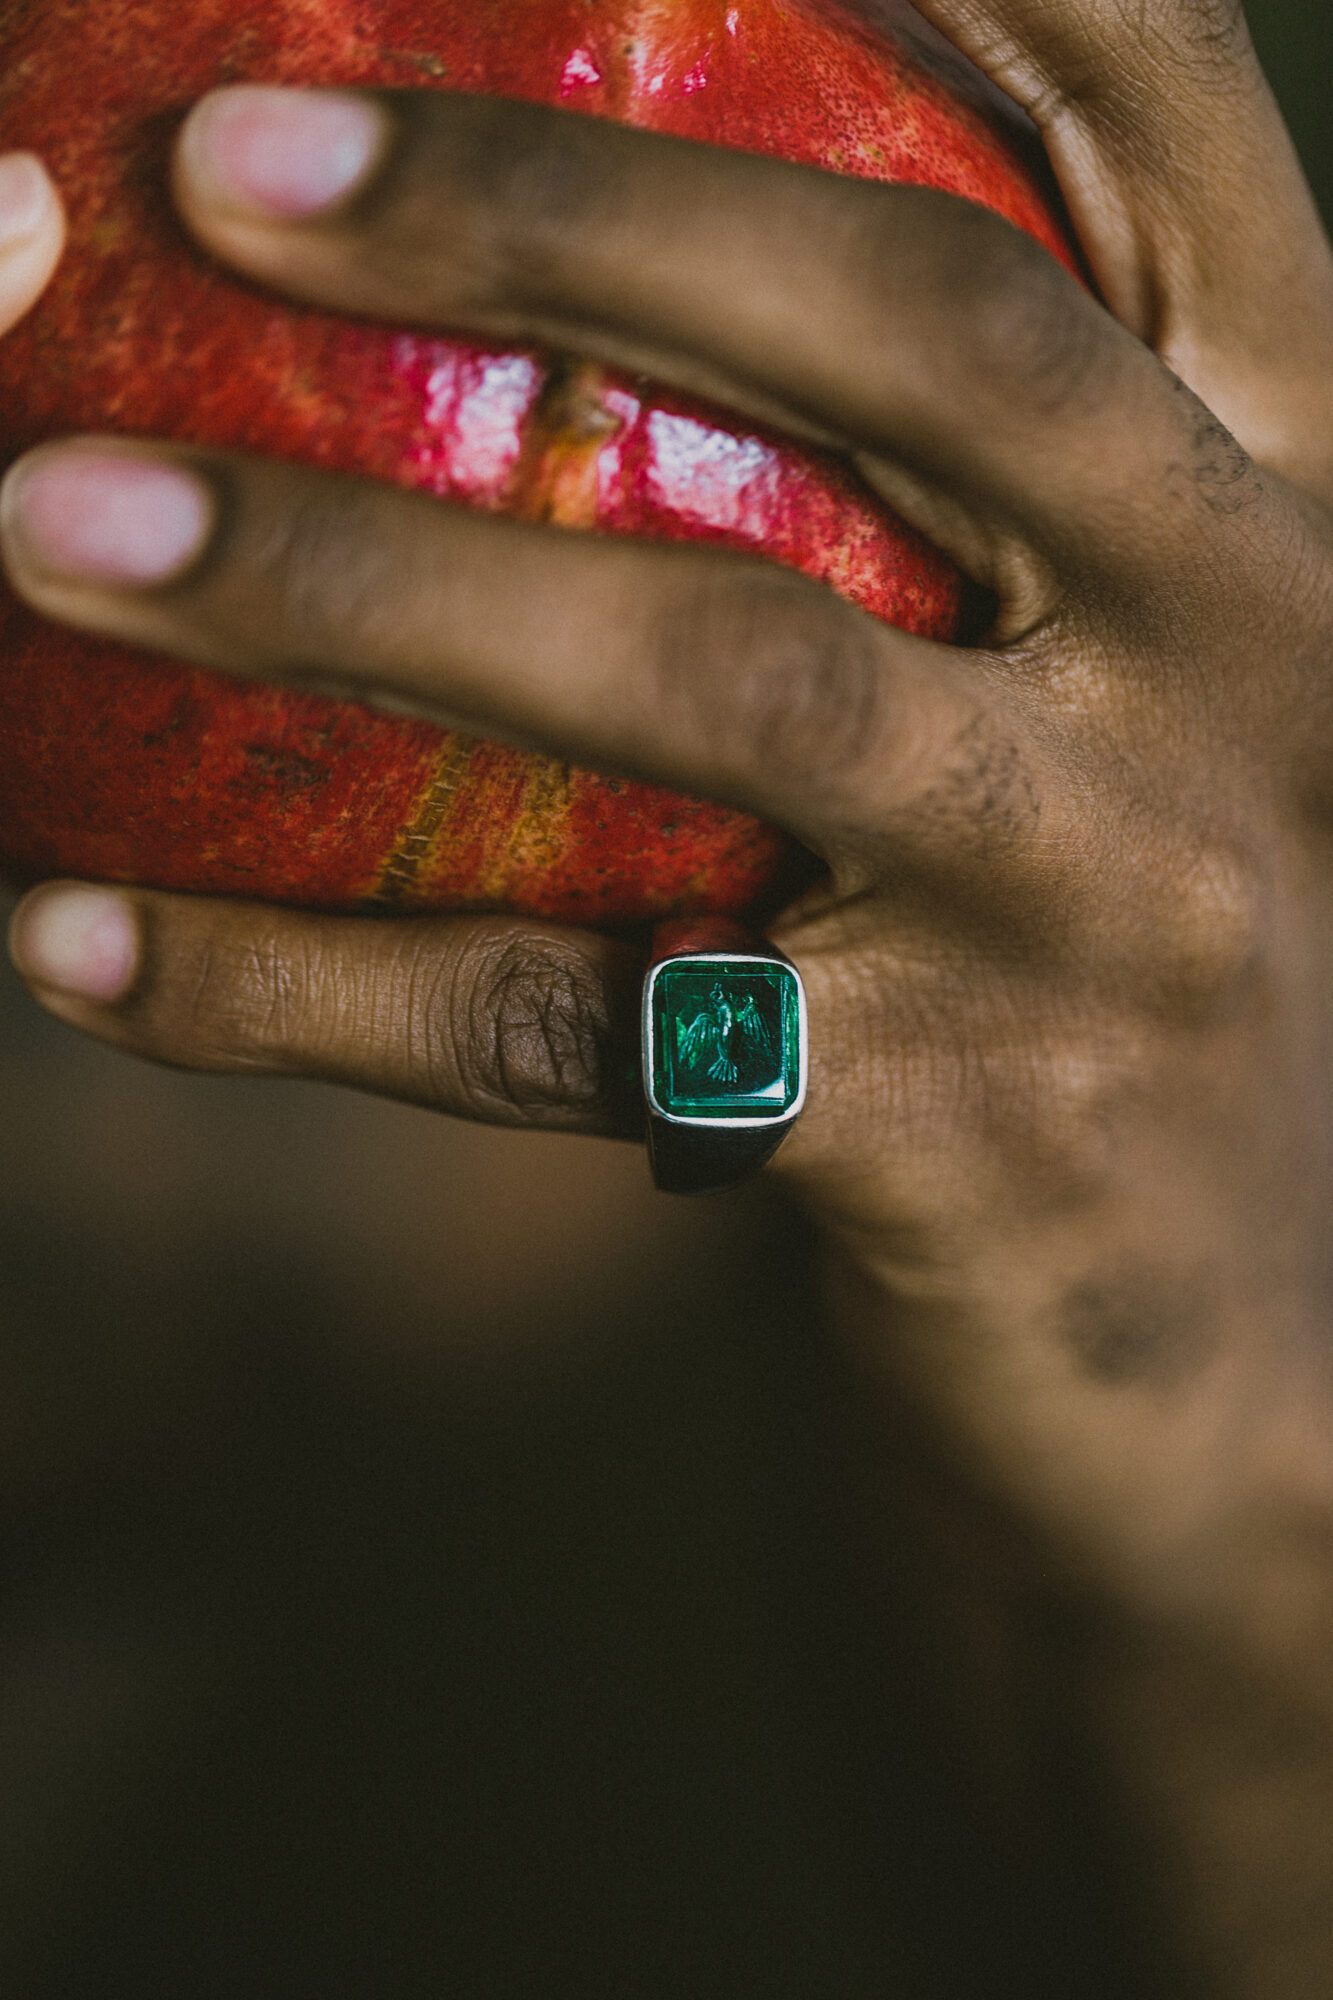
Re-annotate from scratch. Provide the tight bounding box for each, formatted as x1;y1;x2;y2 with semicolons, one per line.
0;0;1073;923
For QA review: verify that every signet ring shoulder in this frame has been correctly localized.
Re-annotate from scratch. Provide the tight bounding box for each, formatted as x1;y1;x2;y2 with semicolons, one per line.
642;919;809;1195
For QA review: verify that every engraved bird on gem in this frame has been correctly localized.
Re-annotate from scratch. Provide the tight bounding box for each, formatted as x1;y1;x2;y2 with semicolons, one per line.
676;983;775;1085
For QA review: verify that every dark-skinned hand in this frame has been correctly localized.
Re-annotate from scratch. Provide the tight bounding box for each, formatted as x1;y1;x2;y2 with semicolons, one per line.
6;4;1333;1989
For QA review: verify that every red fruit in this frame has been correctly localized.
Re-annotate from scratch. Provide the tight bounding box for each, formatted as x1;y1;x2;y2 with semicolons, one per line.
0;1;1074;924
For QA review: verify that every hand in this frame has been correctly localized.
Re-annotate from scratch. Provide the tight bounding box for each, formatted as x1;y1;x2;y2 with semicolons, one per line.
5;8;1333;1985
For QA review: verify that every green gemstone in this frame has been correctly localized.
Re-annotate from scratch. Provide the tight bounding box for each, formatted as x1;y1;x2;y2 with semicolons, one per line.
650;959;802;1121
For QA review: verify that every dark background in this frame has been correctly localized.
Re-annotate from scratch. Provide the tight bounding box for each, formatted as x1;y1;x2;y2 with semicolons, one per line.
2;4;1330;1993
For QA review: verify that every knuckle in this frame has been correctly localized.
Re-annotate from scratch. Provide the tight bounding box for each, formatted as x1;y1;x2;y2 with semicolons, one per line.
1131;0;1250;76
1023;3;1249;125
394;94;619;308
896;708;1041;860
1153;843;1265;1019
934;208;1111;419
247;475;397;666
1086;826;1266;1024
660;565;887;803
453;930;614;1116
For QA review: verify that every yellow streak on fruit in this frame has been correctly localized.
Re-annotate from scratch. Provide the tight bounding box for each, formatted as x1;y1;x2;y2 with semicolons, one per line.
366;733;480;909
365;359;626;908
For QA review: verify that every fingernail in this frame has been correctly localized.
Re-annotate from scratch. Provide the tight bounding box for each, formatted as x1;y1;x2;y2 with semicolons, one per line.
0;153;54;249
181;86;384;220
1;447;212;586
9;885;140;1002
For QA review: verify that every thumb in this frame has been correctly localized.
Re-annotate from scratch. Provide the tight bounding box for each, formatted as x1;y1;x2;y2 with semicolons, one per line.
902;0;1333;493
0;154;63;338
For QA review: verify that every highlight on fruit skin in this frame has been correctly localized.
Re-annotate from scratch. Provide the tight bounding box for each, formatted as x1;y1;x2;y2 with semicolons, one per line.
0;0;1074;925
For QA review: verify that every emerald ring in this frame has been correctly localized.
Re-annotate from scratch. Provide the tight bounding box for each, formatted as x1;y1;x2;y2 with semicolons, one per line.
642;920;809;1195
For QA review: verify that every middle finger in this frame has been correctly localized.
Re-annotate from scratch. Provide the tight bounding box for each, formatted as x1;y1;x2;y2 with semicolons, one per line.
0;435;1018;852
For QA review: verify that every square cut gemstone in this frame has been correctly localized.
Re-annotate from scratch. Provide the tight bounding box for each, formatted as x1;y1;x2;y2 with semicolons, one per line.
650;959;802;1121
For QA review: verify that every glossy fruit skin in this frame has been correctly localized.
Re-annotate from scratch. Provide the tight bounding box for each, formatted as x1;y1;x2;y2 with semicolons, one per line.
0;0;1074;924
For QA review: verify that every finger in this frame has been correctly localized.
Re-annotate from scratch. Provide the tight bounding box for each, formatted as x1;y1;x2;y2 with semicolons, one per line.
0;436;1034;853
169;84;1213;586
904;0;1333;485
7;881;644;1137
0;154;63;337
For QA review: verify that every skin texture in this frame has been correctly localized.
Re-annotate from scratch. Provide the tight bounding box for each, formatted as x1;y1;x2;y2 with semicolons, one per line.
7;0;1333;1990
0;0;1076;923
